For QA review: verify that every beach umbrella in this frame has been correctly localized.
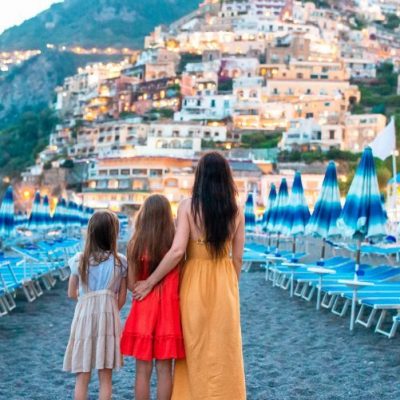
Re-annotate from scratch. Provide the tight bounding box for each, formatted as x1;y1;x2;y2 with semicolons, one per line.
41;195;52;230
0;186;15;237
281;172;310;256
267;178;289;254
338;147;387;331
81;206;91;227
262;184;277;251
244;193;256;232
28;191;44;230
78;204;85;226
15;211;28;228
53;198;68;229
263;184;277;229
306;161;342;263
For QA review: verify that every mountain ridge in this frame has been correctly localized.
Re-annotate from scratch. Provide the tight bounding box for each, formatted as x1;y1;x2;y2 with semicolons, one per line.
0;0;200;51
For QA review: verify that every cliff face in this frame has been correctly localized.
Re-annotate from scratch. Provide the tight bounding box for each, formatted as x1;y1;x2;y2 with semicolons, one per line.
0;0;200;51
0;51;115;125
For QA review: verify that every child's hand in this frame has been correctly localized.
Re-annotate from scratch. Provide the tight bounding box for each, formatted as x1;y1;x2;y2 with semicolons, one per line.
132;279;153;301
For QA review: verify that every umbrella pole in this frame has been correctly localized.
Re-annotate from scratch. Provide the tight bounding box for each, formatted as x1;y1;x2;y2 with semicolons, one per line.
320;238;326;264
276;233;280;255
350;239;361;331
292;237;296;259
268;233;271;253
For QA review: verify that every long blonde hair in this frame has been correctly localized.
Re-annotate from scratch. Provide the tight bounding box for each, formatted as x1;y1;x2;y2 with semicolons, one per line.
79;210;122;285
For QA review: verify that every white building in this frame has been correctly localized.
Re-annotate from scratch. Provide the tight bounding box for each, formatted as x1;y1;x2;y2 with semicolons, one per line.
343;58;377;79
174;94;235;121
280;118;343;151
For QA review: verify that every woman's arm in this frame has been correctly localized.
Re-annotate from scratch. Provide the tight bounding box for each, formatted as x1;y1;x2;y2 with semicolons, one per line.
67;275;79;299
133;199;191;300
232;212;245;279
118;277;127;310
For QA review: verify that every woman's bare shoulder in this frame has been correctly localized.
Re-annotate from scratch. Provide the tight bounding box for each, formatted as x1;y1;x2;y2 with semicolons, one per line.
179;198;191;211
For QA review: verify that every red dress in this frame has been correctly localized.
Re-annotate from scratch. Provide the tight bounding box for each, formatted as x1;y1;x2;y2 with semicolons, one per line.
120;256;185;361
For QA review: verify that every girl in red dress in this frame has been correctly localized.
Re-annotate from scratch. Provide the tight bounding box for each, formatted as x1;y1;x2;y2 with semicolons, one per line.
121;194;185;400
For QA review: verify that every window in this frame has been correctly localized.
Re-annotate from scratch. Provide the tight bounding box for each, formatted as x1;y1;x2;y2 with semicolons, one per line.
297;73;303;79
99;170;107;176
210;99;216;108
110;169;119;176
329;130;335;140
224;100;230;108
149;169;163;177
132;169;147;176
121;169;130;175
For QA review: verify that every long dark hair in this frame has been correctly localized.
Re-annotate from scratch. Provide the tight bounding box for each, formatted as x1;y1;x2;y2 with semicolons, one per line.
127;194;175;283
79;210;122;285
191;152;238;257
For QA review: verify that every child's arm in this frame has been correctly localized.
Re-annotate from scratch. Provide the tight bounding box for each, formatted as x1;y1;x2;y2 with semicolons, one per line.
118;277;127;310
133;199;190;300
67;275;79;300
127;262;136;293
232;211;245;280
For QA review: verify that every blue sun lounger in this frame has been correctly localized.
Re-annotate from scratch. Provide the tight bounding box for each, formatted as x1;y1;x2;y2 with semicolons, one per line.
356;297;400;338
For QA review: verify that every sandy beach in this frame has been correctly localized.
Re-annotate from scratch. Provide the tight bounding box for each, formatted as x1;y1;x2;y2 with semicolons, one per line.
1;251;400;399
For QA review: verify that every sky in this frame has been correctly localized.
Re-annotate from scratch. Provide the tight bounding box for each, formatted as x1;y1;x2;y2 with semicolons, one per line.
0;0;61;34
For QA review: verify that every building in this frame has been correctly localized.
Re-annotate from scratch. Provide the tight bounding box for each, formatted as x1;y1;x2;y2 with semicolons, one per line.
280;114;387;152
82;156;263;212
68;119;148;159
174;94;235;121
343;114;387;151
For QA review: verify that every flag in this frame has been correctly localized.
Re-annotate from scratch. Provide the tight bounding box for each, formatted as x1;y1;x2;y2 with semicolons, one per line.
369;117;396;160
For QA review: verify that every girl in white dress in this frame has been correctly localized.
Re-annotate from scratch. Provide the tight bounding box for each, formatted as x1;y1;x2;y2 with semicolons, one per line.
63;210;127;400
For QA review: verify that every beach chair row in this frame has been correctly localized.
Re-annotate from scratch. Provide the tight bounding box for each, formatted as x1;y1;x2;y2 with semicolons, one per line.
266;255;400;338
0;238;81;316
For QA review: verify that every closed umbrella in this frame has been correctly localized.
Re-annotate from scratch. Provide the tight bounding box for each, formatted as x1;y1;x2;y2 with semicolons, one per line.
42;195;52;231
267;178;289;255
53;198;68;229
0;186;15;237
281;172;310;257
244;193;256;232
338;147;387;330
306;161;342;263
29;192;44;230
263;184;277;251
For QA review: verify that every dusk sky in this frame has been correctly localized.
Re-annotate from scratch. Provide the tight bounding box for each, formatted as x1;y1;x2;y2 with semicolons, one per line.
0;0;61;34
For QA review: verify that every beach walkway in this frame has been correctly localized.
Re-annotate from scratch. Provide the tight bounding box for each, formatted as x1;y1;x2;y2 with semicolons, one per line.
0;272;399;400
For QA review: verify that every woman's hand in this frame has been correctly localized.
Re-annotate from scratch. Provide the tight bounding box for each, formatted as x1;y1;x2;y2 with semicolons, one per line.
132;279;154;300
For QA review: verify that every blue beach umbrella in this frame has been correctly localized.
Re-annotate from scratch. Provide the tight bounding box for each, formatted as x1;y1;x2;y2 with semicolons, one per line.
267;178;289;254
53;198;68;229
29;191;44;230
262;184;277;251
281;172;310;254
338;147;387;330
262;184;277;230
78;204;85;226
306;161;342;263
15;211;28;228
244;193;256;232
0;186;15;237
41;195;52;230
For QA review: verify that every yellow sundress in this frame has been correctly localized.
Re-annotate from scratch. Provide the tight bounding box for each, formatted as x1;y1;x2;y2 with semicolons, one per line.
171;239;246;400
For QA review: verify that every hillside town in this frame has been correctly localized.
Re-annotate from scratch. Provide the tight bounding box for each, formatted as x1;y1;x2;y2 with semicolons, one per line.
18;0;400;213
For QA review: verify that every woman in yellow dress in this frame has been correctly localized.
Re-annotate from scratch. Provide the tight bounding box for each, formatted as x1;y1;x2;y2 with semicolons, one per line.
134;152;246;400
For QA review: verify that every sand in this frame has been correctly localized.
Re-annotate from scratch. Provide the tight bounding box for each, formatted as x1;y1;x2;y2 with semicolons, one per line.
1;246;400;399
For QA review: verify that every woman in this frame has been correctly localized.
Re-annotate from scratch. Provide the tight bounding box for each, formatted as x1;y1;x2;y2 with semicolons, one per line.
133;152;246;399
